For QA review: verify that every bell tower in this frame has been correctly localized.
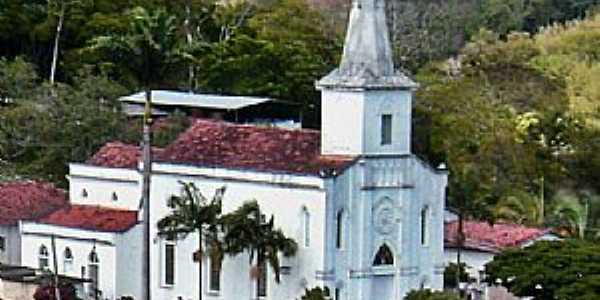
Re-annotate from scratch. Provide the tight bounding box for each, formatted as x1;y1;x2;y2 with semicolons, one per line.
317;0;417;156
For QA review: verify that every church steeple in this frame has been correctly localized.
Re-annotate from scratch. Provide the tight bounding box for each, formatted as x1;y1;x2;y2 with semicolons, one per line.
318;0;416;156
317;0;416;90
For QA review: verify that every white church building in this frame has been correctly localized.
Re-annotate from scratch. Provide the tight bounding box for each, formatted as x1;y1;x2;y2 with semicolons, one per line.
0;0;448;299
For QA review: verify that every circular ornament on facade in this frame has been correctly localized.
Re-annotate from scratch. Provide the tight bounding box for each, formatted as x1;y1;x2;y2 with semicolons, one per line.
375;206;395;235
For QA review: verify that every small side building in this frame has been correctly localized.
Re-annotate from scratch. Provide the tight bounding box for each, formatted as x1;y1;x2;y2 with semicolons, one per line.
444;220;560;282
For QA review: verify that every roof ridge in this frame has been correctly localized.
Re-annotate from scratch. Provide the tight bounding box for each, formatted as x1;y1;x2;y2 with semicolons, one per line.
190;118;321;134
66;203;138;213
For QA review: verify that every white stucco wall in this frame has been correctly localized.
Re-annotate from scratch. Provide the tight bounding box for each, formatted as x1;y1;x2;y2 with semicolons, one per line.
362;90;412;155
19;222;118;300
115;224;144;299
69;164;141;210
320;89;412;156
0;225;21;265
320;90;365;155
146;163;328;300
325;156;447;300
444;249;494;282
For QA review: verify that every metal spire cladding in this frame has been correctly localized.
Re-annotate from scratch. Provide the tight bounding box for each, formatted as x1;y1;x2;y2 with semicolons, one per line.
317;0;417;90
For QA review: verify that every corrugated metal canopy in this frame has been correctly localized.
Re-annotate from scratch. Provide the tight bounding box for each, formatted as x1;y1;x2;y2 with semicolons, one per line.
119;90;272;110
121;103;169;116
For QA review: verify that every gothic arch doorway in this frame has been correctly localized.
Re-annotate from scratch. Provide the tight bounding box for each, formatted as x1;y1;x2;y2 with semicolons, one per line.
373;244;394;266
371;244;395;300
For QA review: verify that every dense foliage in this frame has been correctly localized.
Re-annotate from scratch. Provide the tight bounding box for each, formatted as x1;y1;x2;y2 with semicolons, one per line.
404;289;462;300
299;287;330;300
444;263;471;289
485;240;600;300
0;63;133;186
1;0;600;233
416;17;600;234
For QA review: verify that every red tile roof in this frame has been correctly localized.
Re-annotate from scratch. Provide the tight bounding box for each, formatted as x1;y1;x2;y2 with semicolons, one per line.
87;142;164;169
156;119;357;176
0;181;68;226
444;220;551;253
37;204;138;232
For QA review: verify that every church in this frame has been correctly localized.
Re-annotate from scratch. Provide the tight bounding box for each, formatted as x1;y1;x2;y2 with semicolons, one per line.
0;0;447;299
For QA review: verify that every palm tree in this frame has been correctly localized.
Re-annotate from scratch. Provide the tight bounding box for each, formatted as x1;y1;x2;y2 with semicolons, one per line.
157;182;225;300
221;201;297;298
447;163;501;291
88;7;184;300
494;190;544;227
549;189;588;239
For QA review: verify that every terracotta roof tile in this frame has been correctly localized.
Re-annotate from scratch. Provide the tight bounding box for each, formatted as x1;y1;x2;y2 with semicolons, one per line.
0;181;68;225
444;220;551;253
37;204;138;232
156;119;356;176
87;142;164;169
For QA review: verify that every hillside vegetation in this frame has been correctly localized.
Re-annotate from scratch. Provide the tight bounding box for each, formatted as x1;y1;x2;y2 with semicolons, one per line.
0;0;599;237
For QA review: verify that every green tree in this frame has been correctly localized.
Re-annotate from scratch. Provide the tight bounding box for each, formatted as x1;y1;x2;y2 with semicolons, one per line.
0;56;38;101
0;69;127;186
47;0;91;85
444;263;471;289
404;289;462;300
221;201;298;298
88;7;186;300
299;287;330;300
151;110;191;148
157;182;225;300
548;189;589;239
494;190;544;226
485;240;600;300
195;0;340;127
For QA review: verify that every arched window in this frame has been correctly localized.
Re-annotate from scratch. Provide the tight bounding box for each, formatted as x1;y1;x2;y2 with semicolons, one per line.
302;208;311;248
81;189;88;198
111;192;118;202
420;276;430;289
88;250;100;297
336;210;344;249
63;247;74;273
162;235;176;286
39;245;49;270
373;244;394;266
421;206;429;246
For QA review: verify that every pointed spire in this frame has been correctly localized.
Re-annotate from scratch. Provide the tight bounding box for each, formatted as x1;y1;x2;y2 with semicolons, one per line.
317;0;416;90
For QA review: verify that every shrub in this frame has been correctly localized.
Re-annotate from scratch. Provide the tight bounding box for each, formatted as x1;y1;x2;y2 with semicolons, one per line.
404;289;462;300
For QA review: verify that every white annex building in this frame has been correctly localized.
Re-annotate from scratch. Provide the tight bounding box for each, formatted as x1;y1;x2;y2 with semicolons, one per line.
0;0;448;299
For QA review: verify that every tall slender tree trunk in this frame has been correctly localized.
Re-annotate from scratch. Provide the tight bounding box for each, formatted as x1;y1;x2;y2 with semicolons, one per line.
142;89;153;300
51;235;62;300
256;251;263;300
540;176;545;225
198;229;203;300
50;4;65;85
184;0;195;92
456;211;465;298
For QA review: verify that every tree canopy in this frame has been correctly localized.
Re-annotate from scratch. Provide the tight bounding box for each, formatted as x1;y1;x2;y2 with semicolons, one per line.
1;0;600;233
485;240;600;300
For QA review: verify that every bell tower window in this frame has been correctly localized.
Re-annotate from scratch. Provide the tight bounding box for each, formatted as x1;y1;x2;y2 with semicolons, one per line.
381;114;392;145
